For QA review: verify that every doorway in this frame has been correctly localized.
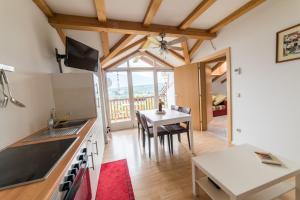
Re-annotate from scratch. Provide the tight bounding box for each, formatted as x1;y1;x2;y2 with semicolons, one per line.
104;54;175;131
198;48;232;143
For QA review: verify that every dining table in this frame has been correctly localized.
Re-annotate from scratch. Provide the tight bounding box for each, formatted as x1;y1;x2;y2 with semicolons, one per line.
140;109;194;162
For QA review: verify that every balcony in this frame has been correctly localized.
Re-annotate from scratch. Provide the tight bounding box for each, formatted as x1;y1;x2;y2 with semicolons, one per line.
109;96;167;122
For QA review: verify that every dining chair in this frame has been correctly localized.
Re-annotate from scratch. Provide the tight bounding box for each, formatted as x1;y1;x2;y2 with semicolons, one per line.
165;107;191;154
140;114;172;158
135;111;143;141
171;105;179;111
136;111;153;142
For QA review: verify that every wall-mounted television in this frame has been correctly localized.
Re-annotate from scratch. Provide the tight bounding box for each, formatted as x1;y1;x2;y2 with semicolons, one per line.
64;37;99;72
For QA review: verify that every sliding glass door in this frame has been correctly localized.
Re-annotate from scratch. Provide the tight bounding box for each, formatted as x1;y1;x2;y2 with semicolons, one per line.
132;71;155;112
106;71;133;129
104;55;175;130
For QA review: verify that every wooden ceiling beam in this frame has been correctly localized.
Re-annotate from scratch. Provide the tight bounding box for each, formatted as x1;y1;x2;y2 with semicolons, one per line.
211;61;224;73
221;78;227;84
94;0;106;21
181;41;190;64
49;14;216;40
94;0;110;57
179;0;216;30
189;40;203;58
168;49;185;62
100;32;110;56
212;71;226;82
115;37;147;58
55;27;66;45
33;0;66;46
143;0;163;26
143;51;174;68
33;0;54;17
100;34;136;65
209;0;266;33
102;37;147;68
103;50;140;70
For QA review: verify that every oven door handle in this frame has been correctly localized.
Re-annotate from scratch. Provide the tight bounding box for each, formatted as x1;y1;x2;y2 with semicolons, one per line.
64;164;88;200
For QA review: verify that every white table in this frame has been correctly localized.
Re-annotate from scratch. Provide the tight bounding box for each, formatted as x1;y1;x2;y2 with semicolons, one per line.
140;109;194;162
192;144;300;200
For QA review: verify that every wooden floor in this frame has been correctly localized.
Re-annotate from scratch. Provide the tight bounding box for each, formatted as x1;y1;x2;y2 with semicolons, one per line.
103;129;294;200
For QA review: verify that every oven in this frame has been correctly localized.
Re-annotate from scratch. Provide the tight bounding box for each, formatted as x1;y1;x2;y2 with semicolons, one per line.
51;143;92;200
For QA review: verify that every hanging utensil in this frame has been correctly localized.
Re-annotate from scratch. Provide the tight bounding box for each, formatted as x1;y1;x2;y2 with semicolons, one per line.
0;73;8;108
0;70;26;108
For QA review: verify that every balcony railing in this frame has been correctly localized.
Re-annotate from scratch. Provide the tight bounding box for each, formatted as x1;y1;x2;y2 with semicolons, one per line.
109;95;167;122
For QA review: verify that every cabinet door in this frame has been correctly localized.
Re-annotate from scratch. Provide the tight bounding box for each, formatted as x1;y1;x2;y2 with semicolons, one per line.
88;119;105;200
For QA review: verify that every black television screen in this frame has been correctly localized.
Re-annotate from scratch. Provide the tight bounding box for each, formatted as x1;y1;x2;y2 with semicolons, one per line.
64;37;99;72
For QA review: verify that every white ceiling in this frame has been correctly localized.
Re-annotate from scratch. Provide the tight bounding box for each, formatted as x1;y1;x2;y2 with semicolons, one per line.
46;0;253;67
191;0;250;29
152;0;201;26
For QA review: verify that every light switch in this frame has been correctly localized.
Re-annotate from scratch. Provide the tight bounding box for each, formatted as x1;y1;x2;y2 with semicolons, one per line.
234;68;241;74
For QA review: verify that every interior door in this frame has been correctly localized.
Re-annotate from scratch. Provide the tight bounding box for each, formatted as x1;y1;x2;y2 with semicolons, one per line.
174;64;201;130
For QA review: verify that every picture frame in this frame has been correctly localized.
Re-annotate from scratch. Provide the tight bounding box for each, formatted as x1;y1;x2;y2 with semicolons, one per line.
276;24;300;63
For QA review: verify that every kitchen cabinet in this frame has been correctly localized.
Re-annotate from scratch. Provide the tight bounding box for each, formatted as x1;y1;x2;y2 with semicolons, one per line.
52;73;106;200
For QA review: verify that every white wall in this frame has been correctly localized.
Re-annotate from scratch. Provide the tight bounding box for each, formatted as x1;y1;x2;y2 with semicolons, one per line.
0;0;64;149
212;73;227;96
194;0;300;162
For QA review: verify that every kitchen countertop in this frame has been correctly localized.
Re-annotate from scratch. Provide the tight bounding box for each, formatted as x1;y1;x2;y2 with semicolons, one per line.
0;118;97;200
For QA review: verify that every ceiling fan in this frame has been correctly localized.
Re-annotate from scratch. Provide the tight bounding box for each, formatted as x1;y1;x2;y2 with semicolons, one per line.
140;33;186;55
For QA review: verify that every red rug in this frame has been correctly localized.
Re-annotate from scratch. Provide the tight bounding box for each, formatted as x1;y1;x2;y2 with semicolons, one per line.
96;159;135;200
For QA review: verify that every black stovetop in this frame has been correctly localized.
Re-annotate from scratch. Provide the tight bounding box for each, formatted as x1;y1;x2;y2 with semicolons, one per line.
0;138;76;190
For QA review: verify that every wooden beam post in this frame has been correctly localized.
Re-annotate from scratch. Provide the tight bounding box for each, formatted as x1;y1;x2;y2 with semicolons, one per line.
94;0;110;56
181;41;191;64
143;0;163;26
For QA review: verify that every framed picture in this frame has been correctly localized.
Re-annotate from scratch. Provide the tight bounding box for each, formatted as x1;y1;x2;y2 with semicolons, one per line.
276;24;300;63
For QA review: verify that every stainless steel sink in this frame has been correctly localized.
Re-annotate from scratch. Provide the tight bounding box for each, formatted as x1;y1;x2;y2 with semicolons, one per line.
23;119;89;142
23;128;80;142
54;119;88;129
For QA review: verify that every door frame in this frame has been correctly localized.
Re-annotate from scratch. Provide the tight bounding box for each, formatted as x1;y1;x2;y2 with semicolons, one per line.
198;48;233;143
104;67;174;131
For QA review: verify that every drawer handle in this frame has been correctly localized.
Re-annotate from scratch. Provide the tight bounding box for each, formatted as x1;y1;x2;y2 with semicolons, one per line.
88;153;95;170
93;141;99;155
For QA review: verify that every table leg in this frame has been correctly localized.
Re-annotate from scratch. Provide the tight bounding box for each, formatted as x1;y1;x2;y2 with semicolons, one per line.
296;174;300;200
189;119;194;154
153;124;159;162
192;161;197;196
